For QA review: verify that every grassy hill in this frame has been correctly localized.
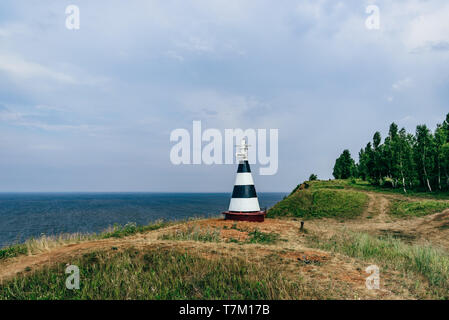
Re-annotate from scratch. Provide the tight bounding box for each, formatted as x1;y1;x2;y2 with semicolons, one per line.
267;180;369;219
2;179;449;300
269;179;449;220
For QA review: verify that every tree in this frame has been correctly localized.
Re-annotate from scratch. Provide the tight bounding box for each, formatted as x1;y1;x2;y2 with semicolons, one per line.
309;174;318;181
414;125;435;192
386;123;401;188
442;143;449;189
358;148;367;180
444;113;449;142
434;124;447;190
333;150;356;179
333;113;449;193
372;132;384;184
397;128;415;192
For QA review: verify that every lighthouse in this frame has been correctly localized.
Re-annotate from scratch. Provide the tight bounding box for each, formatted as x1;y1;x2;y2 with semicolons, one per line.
222;138;266;222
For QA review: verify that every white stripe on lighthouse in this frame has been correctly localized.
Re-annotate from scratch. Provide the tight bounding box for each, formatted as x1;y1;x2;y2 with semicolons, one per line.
234;173;254;186
229;198;260;212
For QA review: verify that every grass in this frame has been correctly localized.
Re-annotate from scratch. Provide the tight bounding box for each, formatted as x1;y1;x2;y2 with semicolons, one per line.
294;178;449;200
390;199;449;217
159;225;221;242
0;234;94;261
247;229;281;245
0;244;28;260
268;185;369;219
0;247;310;300
100;221;169;239
307;230;449;299
269;179;449;219
160;225;282;245
0;220;171;262
225;224;282;245
349;179;449;200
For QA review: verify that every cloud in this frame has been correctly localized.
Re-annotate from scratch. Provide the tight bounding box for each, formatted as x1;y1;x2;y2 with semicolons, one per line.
35;105;67;112
0;54;77;83
1;0;449;191
405;3;449;52
166;50;185;62
178;90;274;129
392;77;413;91
0;104;101;133
0;105;22;121
175;37;215;53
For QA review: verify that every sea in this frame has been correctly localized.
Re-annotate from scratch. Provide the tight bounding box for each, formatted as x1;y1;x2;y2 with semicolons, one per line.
0;192;286;248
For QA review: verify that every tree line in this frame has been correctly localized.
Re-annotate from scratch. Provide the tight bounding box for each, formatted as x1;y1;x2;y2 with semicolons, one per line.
333;113;449;193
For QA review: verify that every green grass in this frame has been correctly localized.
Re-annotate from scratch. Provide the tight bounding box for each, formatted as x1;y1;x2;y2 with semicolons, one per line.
390;199;449;217
0;247;310;300
295;178;449;200
225;224;282;245
160;225;282;245
270;179;449;219
268;187;369;219
159;225;221;242
308;231;449;299
247;229;281;245
349;179;449;200
0;244;28;261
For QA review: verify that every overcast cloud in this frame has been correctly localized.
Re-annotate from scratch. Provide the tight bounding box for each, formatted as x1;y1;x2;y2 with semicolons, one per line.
0;0;448;192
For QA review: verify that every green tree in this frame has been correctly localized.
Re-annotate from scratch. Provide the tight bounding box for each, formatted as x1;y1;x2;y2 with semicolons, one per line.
357;148;367;180
397;128;416;192
333;113;449;193
308;174;318;181
442;143;449;189
333;150;356;179
372;132;384;184
414;125;435;192
385;123;401;188
434;124;447;190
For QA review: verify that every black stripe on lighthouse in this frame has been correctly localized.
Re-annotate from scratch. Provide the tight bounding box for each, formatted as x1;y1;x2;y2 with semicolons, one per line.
237;161;251;173
231;185;257;198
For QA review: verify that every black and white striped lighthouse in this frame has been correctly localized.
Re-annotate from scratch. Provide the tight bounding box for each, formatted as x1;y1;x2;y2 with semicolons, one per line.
222;139;266;222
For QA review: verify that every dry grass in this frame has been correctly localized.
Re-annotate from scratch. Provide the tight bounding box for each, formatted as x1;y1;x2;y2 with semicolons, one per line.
24;233;95;255
306;229;449;299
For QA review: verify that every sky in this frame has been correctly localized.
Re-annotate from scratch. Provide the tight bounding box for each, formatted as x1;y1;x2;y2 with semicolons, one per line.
0;0;448;192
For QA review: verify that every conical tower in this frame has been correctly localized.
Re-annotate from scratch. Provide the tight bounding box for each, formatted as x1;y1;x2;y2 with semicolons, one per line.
222;139;266;222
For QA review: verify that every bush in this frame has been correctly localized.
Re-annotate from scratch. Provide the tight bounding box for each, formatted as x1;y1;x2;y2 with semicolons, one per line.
0;244;27;260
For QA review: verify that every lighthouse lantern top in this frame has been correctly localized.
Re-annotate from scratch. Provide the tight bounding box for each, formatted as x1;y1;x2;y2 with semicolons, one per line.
236;138;249;161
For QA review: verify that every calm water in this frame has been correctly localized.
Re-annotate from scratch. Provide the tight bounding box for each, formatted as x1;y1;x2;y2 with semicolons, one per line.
0;192;286;248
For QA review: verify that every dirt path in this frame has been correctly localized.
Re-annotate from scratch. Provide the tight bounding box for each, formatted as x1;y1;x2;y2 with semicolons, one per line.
305;190;449;248
358;192;389;221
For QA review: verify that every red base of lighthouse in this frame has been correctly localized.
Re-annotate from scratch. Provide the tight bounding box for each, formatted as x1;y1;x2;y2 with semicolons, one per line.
222;211;266;222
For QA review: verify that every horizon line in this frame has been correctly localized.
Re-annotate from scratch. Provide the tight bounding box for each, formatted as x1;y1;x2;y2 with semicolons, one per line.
0;191;289;194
